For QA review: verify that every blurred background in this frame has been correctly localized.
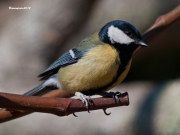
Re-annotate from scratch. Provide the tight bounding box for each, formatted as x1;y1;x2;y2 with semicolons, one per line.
0;0;179;135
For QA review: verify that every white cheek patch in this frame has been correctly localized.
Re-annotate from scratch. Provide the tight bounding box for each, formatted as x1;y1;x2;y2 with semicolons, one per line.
108;25;134;45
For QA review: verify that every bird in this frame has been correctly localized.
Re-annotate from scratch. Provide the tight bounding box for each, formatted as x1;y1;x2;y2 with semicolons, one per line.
24;20;148;115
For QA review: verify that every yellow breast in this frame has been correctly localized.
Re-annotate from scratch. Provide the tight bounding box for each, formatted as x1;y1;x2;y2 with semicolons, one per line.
58;44;131;93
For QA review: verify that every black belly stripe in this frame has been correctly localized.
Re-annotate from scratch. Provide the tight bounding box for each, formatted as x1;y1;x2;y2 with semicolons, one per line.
81;43;138;96
81;63;127;95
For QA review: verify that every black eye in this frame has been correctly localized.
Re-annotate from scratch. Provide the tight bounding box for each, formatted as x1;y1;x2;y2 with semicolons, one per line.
125;31;132;36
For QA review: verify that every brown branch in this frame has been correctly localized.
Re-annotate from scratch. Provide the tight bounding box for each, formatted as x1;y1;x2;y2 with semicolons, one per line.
0;90;73;123
0;92;128;120
0;5;180;123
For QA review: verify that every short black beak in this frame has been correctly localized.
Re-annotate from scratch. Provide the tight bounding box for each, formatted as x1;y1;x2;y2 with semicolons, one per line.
137;40;148;47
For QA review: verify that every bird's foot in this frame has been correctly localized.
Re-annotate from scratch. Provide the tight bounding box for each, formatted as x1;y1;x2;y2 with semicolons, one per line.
73;92;93;116
75;92;93;110
102;91;121;103
101;91;122;116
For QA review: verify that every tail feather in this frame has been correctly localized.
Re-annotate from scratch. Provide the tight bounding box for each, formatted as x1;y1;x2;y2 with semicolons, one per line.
24;74;59;96
24;83;46;96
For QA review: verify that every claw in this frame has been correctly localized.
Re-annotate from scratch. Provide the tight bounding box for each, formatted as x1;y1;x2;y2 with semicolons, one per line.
103;109;111;116
73;113;78;117
85;104;90;113
114;92;121;103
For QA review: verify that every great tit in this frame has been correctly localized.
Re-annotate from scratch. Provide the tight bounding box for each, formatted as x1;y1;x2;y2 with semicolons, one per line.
24;20;147;112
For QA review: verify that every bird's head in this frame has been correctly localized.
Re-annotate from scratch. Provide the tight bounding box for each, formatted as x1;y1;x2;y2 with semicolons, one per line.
99;20;148;48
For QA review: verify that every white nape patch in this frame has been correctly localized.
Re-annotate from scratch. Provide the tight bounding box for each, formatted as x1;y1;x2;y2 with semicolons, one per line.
108;25;134;45
69;49;75;58
43;77;60;88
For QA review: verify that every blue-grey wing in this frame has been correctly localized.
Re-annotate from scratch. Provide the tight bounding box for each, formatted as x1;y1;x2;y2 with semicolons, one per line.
38;48;87;80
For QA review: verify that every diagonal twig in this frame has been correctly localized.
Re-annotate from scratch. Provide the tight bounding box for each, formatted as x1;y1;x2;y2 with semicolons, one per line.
133;5;180;57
